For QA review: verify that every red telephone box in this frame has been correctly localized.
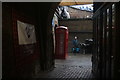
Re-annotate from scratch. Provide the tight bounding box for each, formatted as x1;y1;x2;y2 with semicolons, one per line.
55;26;68;59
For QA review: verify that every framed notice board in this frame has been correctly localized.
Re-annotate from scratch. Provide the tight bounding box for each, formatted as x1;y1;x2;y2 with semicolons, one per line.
12;9;40;69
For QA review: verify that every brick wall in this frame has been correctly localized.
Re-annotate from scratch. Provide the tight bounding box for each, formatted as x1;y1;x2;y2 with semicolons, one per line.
67;7;93;19
59;19;93;53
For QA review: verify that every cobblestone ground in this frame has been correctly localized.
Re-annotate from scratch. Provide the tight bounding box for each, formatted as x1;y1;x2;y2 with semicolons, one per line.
34;53;94;79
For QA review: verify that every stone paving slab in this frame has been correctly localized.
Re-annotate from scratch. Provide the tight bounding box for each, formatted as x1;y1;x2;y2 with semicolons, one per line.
34;53;94;79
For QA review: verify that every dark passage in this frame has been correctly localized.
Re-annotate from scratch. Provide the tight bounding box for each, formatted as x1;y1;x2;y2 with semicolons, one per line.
2;2;120;80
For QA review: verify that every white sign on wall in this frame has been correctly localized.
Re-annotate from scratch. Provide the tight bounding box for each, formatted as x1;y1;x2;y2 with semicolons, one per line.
17;20;36;45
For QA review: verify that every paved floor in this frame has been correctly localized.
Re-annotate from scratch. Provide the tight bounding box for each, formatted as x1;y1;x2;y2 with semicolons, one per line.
34;53;94;79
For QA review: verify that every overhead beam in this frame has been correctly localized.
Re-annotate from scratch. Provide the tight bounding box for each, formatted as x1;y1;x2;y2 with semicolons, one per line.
59;0;93;6
59;2;93;6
